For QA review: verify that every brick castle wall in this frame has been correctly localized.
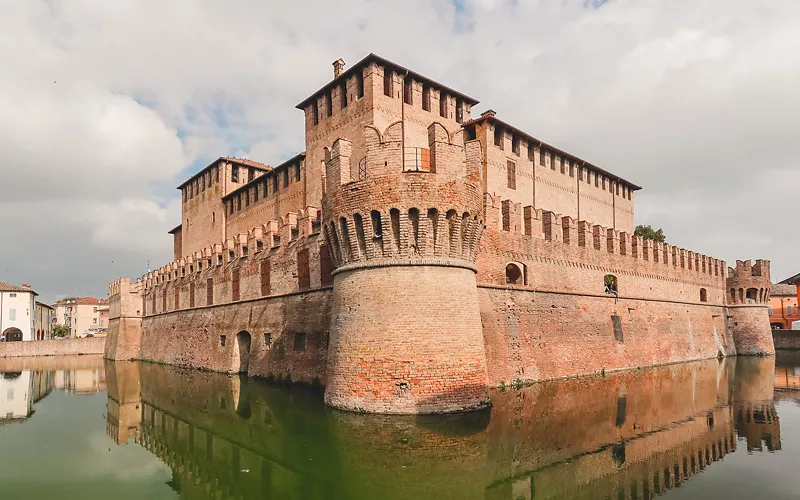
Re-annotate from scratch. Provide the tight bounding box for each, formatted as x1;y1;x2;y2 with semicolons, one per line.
0;337;105;358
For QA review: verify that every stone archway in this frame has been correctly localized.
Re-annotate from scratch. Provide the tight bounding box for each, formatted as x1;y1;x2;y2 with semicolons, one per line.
234;331;252;374
2;328;23;342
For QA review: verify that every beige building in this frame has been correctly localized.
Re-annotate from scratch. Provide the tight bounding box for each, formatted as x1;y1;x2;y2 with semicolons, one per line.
34;302;54;340
54;297;109;337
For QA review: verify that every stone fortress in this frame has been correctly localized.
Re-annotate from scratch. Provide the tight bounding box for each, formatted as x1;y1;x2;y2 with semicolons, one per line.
106;53;774;414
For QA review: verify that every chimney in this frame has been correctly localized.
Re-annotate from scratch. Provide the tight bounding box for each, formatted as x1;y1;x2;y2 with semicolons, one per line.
333;58;345;78
481;109;497;119
22;284;30;289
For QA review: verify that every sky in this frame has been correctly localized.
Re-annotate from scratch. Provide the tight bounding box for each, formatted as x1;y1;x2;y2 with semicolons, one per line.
1;0;798;303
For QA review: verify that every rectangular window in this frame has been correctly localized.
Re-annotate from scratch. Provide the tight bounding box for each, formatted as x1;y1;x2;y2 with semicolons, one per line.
612;315;624;342
248;168;255;182
283;169;289;188
260;260;271;296
326;90;332;117
174;287;179;310
560;157;565;174
422;84;431;111
383;70;392;97
297;249;310;291
295;163;301;182
511;135;520;155
340;82;348;108
539;149;546;166
403;78;412;105
293;332;307;351
231;165;239;183
220;335;226;347
244;191;249;207
232;269;240;301
439;91;448;118
93;318;97;324
494;126;503;149
8;309;15;321
356;71;364;98
507;161;516;190
206;278;213;306
189;282;195;307
253;185;259;203
312;101;319;125
528;141;535;162
320;244;334;287
93;307;97;313
455;98;463;123
569;162;575;177
162;291;166;312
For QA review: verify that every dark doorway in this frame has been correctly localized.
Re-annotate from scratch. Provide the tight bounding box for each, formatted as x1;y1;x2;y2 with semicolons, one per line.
236;331;252;374
3;328;23;342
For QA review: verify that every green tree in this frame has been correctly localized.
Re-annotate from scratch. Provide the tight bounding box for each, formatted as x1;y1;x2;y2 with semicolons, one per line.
52;325;70;338
634;225;665;242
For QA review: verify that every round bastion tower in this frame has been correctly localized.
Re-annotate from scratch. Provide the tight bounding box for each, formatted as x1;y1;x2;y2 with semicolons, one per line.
321;122;490;414
726;259;775;356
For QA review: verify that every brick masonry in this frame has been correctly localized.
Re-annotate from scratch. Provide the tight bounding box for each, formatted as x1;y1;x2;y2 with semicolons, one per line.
0;337;105;358
105;54;775;414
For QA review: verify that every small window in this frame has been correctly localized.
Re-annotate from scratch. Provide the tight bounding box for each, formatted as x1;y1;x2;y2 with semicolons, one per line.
455;98;463;123
788;305;794;315
494;126;504;149
539;149;546;166
507;161;516;190
403;78;413;105
326;90;332;117
422;84;431;111
356;71;364;98
700;288;708;302
439;91;448;118
293;332;307;351
231;165;239;183
604;274;618;295
264;332;271;350
8;309;15;321
505;263;523;285
220;335;226;347
464;125;476;141
283;169;289;188
295;162;301;182
384;69;393;97
512;135;520;155
312;101;319;125
768;306;774;315
340;82;347;108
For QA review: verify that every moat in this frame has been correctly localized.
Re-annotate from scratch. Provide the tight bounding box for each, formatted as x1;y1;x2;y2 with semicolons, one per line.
1;354;798;499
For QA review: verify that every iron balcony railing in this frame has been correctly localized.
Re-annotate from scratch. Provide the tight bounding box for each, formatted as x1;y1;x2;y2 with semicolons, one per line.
351;157;368;182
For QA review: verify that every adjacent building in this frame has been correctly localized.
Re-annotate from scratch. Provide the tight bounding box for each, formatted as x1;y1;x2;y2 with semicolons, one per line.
768;284;800;330
0;282;37;342
34;302;54;340
54;297;109;338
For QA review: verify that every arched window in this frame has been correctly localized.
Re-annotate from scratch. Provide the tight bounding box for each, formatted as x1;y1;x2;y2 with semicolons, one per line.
604;274;618;295
746;288;758;304
505;262;524;285
700;288;708;302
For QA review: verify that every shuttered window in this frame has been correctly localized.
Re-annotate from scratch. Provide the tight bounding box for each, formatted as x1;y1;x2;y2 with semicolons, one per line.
162;290;166;312
174;287;180;310
320;245;334;287
232;269;240;301
260;261;271;297
206;278;213;306
507;160;516;190
297;249;310;291
189;282;195;307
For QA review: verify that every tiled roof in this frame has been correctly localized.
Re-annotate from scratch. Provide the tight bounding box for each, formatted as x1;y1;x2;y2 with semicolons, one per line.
771;284;797;296
0;282;36;294
55;297;107;305
780;272;800;285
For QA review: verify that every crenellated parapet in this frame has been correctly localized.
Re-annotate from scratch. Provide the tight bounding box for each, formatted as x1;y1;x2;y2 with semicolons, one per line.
727;259;771;305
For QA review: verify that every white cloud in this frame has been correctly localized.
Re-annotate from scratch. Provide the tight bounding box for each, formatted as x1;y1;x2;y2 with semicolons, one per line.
1;0;798;300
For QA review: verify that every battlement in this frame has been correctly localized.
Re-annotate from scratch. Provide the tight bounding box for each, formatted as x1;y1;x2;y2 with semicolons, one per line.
485;194;726;280
726;259;772;306
728;259;771;278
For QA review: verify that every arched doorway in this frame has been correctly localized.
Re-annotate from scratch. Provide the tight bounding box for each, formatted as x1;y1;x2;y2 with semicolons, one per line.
2;328;23;342
235;331;252;374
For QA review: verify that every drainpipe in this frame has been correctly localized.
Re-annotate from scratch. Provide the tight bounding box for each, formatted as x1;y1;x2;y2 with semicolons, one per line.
401;70;409;171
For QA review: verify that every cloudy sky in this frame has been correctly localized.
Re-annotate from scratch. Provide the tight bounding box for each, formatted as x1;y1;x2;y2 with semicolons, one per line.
1;0;798;303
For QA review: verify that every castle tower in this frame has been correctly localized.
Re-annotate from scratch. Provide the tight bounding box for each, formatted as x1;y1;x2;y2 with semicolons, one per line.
322;122;490;414
105;278;144;361
726;260;774;355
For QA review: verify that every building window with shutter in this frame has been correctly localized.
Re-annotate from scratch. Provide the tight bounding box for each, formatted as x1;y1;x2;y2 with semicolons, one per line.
507;161;516;190
232;269;240;301
297;249;310;290
320;244;334;287
260;261;271;297
206;278;213;305
189;282;195;307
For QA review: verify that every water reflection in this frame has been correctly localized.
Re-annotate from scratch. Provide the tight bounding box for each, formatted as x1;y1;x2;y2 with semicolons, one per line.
100;357;782;499
0;356;105;423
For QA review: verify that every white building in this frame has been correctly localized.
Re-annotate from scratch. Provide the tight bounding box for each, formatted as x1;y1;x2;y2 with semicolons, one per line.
0;282;37;342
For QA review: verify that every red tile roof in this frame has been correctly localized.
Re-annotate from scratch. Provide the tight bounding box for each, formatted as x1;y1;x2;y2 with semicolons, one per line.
0;282;37;295
55;297;107;305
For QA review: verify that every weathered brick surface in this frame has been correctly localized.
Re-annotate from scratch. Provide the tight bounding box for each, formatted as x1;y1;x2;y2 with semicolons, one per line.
773;330;800;349
106;55;775;414
0;337;105;357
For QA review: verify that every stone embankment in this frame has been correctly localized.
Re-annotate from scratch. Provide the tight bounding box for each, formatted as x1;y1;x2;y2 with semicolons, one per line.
0;337;105;358
774;330;800;350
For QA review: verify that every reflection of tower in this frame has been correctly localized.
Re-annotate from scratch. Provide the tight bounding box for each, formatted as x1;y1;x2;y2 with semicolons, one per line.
105;360;142;445
735;403;781;452
323;123;489;414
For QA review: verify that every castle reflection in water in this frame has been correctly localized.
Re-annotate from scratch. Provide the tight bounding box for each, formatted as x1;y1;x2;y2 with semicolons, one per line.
96;355;784;500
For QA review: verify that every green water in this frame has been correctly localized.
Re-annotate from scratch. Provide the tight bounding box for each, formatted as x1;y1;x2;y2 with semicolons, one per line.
0;353;799;499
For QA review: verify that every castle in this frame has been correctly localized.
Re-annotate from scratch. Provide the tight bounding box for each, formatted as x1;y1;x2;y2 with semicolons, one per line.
106;53;774;414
